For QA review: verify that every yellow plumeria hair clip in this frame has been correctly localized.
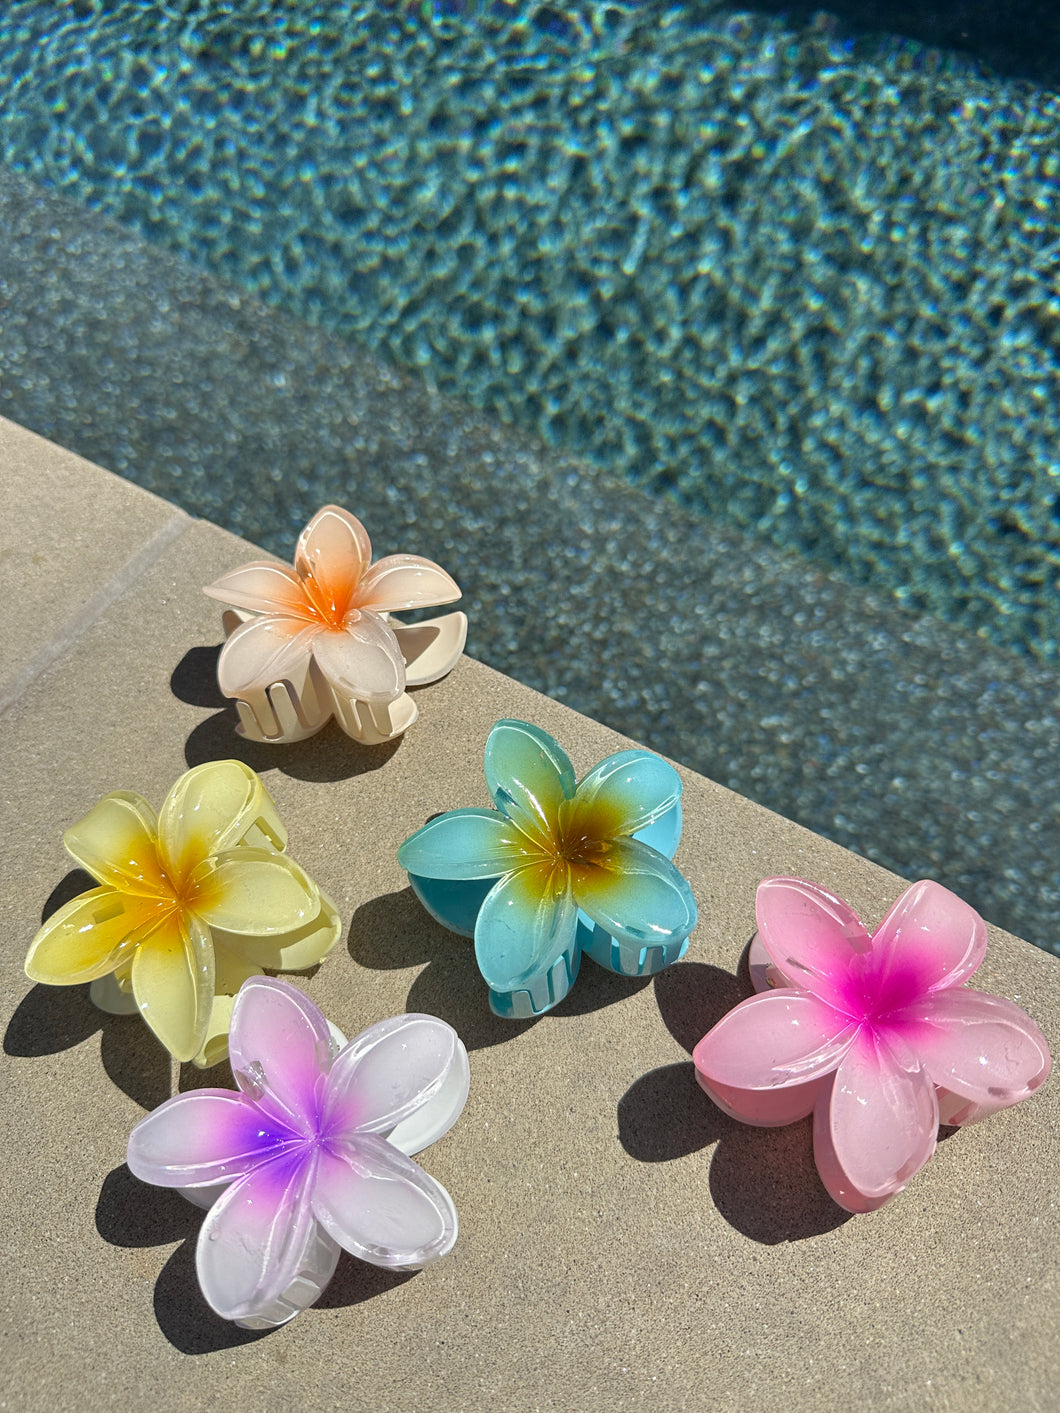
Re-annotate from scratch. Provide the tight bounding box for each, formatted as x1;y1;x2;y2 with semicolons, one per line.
25;760;341;1067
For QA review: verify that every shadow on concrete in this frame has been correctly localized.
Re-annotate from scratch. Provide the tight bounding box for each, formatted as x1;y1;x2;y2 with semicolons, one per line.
96;1164;271;1354
174;643;401;781
314;1260;418;1311
616;959;850;1243
3;871;172;1109
349;886;653;1052
96;1162;411;1353
5;980;100;1058
5;982;173;1111
349;886;537;1051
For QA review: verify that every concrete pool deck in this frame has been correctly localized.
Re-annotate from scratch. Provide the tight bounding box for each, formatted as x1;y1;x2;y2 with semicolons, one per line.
1;413;1057;1411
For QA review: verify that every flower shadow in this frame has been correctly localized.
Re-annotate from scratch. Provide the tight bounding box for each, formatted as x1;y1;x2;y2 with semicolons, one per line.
4;872;171;1110
96;1164;270;1354
314;1261;418;1311
96;1163;415;1354
348;887;652;1051
174;644;401;782
617;956;851;1244
176;1054;234;1094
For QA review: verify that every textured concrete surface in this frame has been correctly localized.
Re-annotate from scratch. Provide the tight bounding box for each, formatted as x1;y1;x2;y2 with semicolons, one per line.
1;427;1058;1412
0;417;188;706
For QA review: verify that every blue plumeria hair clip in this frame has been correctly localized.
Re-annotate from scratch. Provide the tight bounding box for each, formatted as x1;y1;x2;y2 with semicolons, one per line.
398;719;698;1018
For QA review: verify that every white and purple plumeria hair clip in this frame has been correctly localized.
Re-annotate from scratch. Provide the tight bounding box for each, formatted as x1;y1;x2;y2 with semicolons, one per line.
127;976;470;1328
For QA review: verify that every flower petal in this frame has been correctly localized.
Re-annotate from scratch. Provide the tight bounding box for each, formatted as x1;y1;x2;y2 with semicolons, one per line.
194;996;240;1070
868;880;988;1001
196;1150;322;1321
295;504;372;620
397;807;538;880
217;615;320;697
755;877;873;1010
695;1067;829;1127
157;760;273;887
692;990;855;1091
474;862;577;994
825;1029;939;1207
212;890;342;971
203;560;312;617
25;887;169;985
483;719;575;845
128;1089;298;1187
572;837;696;946
571;750;682;838
811;1081;892;1213
228;976;335;1136
323;1014;459;1138
190;944;268;1068
899;987;1051;1119
188;848;319;936
313;1135;458;1268
62;791;166;896
312;615;405;703
356;553;461;612
131;912;216;1063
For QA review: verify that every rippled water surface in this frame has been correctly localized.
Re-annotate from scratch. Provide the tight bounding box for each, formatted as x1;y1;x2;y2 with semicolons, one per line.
1;0;1057;658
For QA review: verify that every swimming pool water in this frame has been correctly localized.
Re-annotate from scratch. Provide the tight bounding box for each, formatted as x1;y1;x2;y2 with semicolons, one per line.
0;1;1056;660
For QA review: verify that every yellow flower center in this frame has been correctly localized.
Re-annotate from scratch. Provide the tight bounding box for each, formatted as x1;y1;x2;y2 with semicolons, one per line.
546;797;624;869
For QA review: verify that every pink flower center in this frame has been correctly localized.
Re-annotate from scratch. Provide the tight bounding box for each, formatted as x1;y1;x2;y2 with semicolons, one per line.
828;954;930;1030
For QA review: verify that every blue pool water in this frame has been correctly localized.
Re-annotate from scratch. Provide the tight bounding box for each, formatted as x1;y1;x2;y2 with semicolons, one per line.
1;0;1057;658
0;2;1057;949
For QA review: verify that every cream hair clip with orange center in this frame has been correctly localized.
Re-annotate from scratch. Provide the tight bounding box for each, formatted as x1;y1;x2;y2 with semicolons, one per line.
204;505;467;745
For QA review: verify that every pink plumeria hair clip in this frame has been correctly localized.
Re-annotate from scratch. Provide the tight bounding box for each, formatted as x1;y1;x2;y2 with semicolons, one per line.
693;878;1051;1213
128;976;470;1328
204;505;467;745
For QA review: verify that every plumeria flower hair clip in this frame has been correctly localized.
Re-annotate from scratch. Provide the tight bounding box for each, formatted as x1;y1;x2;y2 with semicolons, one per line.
398;719;698;1019
128;977;470;1328
204;505;467;746
693;877;1051;1212
25;761;340;1066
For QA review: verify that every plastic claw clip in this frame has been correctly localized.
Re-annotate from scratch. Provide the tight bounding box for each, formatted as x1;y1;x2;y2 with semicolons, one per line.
398;719;698;1019
204;504;467;745
127;976;470;1328
693;877;1051;1213
25;760;341;1066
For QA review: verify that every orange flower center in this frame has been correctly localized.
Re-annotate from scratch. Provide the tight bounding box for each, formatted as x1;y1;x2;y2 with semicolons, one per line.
299;570;362;630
